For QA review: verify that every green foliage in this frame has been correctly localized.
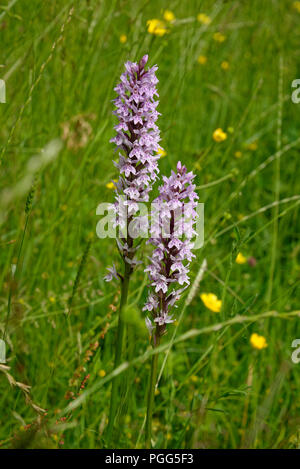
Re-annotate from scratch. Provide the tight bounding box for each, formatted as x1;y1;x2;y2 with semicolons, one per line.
0;0;300;449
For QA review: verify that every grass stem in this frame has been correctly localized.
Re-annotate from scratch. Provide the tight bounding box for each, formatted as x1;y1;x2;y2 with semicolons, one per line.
106;261;131;445
3;214;29;341
145;334;160;449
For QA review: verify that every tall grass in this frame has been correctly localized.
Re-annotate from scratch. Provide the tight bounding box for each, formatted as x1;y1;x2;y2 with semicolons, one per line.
0;0;300;449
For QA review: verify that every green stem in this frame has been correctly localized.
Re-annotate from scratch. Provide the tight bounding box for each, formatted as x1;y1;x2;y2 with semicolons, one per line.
220;257;232;322
106;261;131;445
3;214;29;341
145;334;160;449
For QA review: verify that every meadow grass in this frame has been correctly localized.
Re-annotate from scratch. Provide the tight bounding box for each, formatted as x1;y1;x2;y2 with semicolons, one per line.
0;0;300;449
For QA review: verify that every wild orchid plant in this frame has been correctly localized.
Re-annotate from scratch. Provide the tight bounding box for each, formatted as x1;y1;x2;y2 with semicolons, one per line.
104;55;161;442
104;55;198;448
143;162;198;447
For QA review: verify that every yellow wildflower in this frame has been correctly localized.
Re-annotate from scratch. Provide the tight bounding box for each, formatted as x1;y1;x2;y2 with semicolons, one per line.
213;32;226;42
98;369;106;377
163;10;175;22
197;13;211;25
250;333;268;350
157;148;167;158
235;150;242;158
120;34;127;44
213;128;227;142
106;179;117;189
190;375;198;383
147;19;168;36
49;296;56;303
197;55;207;65
227;126;234;133
87;231;94;241
247;141;258;151
200;293;222;313
235;252;247;264
221;60;229;70
293;1;300;13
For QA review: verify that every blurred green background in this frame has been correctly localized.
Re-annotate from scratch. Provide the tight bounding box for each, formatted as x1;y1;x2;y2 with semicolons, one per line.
0;0;300;449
